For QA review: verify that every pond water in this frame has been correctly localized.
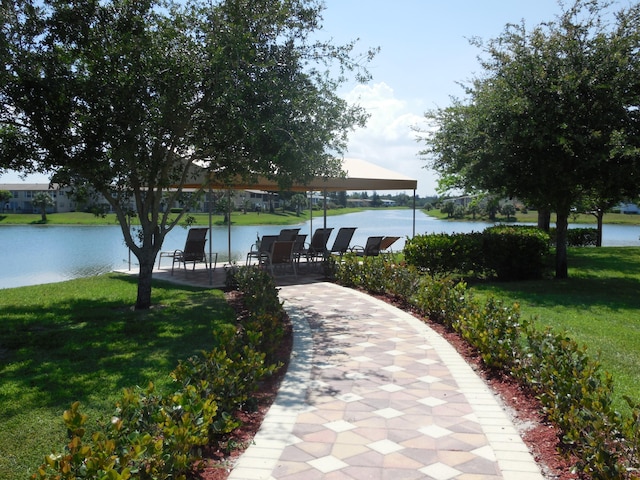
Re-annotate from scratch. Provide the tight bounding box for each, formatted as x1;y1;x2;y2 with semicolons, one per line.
1;209;639;290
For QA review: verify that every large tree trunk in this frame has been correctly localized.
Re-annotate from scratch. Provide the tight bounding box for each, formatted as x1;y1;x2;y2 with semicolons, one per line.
537;209;551;232
555;211;569;279
136;258;154;310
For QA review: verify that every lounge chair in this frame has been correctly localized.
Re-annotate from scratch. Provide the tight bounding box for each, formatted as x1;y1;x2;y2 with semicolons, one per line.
303;227;334;264
263;240;297;276
328;227;357;256
246;234;278;266
277;228;300;241
351;236;384;257
379;236;401;254
158;227;213;274
292;233;307;264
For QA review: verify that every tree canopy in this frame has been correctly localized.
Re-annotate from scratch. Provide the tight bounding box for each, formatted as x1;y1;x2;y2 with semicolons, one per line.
1;0;375;308
419;0;640;278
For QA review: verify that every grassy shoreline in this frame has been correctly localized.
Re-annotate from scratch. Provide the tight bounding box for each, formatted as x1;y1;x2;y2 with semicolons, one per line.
0;207;374;226
4;207;640;226
425;208;640;225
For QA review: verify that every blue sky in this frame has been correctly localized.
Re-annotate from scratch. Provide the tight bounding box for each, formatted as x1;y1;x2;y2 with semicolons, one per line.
318;0;569;196
1;0;580;195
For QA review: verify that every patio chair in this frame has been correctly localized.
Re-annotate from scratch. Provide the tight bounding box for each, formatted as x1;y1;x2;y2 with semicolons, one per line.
328;227;357;256
277;228;300;241
379;236;401;254
292;233;307;264
303;227;334;263
158;227;210;274
351;236;384;257
263;240;297;276
246;234;278;266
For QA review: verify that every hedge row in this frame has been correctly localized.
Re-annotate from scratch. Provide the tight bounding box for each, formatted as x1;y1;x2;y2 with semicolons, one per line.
403;225;551;280
329;255;640;479
32;266;285;480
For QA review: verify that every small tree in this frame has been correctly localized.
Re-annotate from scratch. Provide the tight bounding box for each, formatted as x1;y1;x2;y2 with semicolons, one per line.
501;202;516;221
0;190;11;212
467;199;481;220
441;201;455;218
32;192;54;222
290;193;307;216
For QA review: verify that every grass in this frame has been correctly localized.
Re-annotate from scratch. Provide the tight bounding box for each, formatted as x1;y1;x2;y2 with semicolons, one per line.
469;247;640;414
0;207;372;226
0;274;236;479
426;208;640;226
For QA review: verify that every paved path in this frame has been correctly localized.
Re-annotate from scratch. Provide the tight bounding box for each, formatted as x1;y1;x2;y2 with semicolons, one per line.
228;282;544;480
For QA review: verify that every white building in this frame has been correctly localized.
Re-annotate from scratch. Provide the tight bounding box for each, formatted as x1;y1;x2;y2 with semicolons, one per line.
0;184;76;213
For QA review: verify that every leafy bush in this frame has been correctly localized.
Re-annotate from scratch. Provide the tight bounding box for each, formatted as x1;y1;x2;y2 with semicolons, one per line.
33;266;286;480
403;232;484;275
404;226;549;280
549;227;598;247
482;225;550;280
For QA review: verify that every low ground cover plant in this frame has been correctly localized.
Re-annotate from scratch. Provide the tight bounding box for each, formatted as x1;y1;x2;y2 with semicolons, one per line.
330;254;640;479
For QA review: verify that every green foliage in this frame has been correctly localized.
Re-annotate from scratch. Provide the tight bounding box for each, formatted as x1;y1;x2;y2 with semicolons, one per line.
330;257;640;478
403;232;484;275
31;270;286;479
549;227;598;247
419;0;640;279
456;298;526;370
404;226;549;280
482;225;550;280
2;0;375;309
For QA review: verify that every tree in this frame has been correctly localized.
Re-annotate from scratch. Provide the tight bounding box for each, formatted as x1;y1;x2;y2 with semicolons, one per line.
0;190;11;212
420;0;640;278
371;191;381;207
32;191;54;222
290;193;307;216
1;0;375;309
501;202;516;221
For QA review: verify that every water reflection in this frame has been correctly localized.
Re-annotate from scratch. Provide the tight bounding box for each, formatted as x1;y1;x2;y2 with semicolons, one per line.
1;210;639;289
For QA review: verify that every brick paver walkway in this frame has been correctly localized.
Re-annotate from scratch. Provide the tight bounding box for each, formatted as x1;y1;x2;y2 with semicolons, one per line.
228;282;544;480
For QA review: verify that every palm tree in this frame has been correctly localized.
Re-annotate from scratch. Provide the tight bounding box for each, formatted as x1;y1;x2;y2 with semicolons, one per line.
32;192;55;222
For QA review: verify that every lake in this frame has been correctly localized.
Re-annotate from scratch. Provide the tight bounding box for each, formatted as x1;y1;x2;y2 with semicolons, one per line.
1;209;639;290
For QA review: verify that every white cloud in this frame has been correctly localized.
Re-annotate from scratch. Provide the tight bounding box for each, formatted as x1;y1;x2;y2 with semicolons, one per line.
341;82;438;196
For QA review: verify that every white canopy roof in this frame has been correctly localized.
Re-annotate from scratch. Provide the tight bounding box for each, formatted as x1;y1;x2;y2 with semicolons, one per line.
182;157;417;192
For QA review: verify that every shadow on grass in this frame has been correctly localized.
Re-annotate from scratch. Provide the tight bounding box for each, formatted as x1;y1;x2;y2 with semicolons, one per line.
471;248;640;312
0;275;235;418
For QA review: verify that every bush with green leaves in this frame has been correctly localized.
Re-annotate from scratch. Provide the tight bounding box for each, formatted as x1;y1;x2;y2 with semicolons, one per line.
549;227;598;247
403;232;484;275
482;225;550;280
33;267;286;480
404;226;549;280
330;256;640;478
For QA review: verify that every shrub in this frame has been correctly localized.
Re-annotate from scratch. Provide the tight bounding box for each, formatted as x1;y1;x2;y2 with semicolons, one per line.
549;227;598;247
33;266;286;480
403;232;484;275
404;227;550;280
482;225;550;280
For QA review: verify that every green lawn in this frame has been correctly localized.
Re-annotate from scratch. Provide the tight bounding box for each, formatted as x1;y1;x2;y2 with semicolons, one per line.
0;207;372;226
0;274;235;479
469;247;640;413
426;208;640;226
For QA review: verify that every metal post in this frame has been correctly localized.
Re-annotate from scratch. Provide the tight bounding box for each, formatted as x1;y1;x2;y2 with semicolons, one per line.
208;187;213;286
